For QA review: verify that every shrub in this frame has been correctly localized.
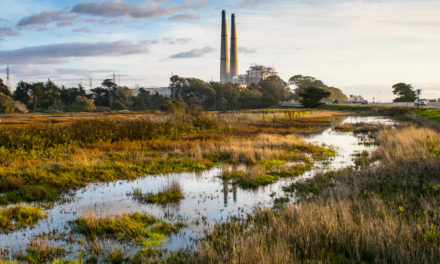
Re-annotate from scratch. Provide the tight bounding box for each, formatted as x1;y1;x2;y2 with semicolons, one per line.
0;93;15;114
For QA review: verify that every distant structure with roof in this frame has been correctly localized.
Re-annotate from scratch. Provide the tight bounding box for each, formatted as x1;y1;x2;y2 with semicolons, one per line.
233;65;279;87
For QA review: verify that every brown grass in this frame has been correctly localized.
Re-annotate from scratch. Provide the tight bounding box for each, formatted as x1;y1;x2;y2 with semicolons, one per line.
187;125;440;264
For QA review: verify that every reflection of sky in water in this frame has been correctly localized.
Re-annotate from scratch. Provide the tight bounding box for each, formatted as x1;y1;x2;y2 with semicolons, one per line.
0;116;393;254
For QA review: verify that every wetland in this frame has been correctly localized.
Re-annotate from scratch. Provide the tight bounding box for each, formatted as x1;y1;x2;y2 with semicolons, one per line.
0;108;439;263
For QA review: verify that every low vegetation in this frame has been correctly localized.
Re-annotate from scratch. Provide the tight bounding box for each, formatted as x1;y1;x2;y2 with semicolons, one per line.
414;108;440;122
67;212;183;263
186;124;440;263
0;204;45;233
0;109;343;205
2;105;440;263
131;180;184;205
70;212;182;244
16;240;66;264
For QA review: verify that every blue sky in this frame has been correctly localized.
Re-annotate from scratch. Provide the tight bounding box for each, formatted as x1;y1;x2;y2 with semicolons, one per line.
0;0;439;101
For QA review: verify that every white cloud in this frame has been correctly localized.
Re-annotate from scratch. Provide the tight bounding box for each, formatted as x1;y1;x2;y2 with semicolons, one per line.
170;46;215;59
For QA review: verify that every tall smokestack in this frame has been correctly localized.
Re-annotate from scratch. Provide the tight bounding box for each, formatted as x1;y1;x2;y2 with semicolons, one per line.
230;14;238;80
220;10;229;83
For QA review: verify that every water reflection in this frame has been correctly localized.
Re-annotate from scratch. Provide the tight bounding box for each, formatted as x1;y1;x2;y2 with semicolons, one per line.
223;181;238;207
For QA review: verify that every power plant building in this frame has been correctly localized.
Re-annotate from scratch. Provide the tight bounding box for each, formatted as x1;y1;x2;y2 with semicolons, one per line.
234;65;279;87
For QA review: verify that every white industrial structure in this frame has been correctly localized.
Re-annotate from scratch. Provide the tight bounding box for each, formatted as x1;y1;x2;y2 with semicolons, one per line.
233;65;279;87
131;87;172;97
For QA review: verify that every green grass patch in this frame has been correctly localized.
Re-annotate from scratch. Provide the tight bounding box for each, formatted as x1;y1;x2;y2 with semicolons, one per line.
269;162;314;178
258;159;288;169
130;181;184;205
413;108;440;122
0;204;45;233
223;169;278;189
70;212;183;245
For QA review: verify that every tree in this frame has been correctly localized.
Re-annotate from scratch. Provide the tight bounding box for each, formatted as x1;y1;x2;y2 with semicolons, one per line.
74;96;96;112
13;80;61;111
289;75;324;89
323;87;348;102
42;79;62;110
101;79;117;108
60;85;86;106
392;83;417;102
169;76;216;109
132;88;153;110
13;81;32;106
211;82;241;110
0;92;15;113
289;74;347;102
113;86;133;110
29;82;44;111
297;86;331;108
260;76;291;107
0;79;11;96
91;87;110;107
239;88;263;109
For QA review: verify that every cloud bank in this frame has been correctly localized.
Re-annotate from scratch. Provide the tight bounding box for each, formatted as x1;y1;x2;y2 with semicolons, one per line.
72;0;209;19
17;11;78;28
168;13;200;21
238;47;257;54
169;47;215;59
0;27;20;40
0;41;150;64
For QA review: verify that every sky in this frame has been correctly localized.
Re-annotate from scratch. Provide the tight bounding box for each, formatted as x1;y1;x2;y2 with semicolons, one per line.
0;0;439;102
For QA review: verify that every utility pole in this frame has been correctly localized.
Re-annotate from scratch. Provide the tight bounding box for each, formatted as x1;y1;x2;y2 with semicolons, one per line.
6;65;11;88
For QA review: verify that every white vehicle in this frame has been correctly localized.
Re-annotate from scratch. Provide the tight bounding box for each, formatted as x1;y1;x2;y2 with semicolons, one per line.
414;99;427;107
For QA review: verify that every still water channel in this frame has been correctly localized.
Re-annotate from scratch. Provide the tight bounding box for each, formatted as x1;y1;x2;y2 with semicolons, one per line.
0;116;396;254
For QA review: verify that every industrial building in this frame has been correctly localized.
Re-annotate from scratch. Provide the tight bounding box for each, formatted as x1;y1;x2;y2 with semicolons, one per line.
233;65;279;87
131;87;172;97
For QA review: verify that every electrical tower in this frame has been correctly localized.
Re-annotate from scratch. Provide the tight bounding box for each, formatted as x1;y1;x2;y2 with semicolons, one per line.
113;73;116;83
6;65;11;88
89;78;92;90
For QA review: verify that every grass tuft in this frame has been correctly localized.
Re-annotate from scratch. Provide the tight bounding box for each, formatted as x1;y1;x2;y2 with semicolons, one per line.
131;180;184;205
0;204;45;233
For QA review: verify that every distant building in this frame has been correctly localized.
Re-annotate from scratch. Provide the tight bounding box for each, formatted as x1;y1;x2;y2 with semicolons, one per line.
233;65;279;87
132;87;172;97
349;95;364;103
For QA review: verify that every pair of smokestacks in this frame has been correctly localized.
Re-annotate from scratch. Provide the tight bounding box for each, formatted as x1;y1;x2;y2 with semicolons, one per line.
220;10;238;84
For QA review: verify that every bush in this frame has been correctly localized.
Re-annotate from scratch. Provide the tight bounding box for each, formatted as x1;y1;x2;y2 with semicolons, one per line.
0;93;15;114
14;101;28;113
74;96;96;112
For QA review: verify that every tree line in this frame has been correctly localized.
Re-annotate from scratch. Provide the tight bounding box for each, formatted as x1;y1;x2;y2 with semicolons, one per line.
0;74;355;113
0;75;294;113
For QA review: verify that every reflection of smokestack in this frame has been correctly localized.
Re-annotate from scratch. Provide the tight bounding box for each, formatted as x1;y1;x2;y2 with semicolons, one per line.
223;180;229;207
230;14;238;80
220;10;229;83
